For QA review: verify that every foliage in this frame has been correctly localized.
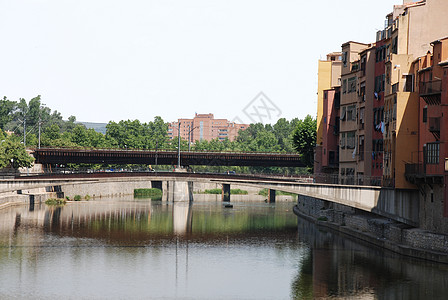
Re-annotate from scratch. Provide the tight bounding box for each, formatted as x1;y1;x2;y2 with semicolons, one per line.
106;116;169;149
73;195;82;201
45;198;66;205
134;188;163;199
1;94;315;176
201;188;248;195
292;115;317;171
0;134;34;169
258;188;297;197
229;189;248;195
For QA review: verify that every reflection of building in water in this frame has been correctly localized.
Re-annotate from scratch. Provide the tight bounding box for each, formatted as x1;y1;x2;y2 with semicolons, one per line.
294;218;448;299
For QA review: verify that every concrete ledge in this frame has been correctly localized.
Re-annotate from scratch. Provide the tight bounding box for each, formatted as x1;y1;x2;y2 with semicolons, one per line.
293;205;448;264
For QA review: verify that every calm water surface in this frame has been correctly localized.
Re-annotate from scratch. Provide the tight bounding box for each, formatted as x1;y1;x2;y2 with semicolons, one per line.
0;197;447;299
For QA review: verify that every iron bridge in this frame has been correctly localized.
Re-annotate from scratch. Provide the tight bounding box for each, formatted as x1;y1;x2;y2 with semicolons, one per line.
32;148;304;167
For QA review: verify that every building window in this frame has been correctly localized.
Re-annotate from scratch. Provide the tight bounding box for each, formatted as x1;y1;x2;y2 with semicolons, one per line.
423;106;428;123
342;79;347;94
425;142;439;164
342;51;348;67
347;105;356;121
392;37;398;54
200;121;204;140
347;132;355;149
348;77;356;93
404;74;414;92
340;133;346;149
375;75;385;93
341;106;346;121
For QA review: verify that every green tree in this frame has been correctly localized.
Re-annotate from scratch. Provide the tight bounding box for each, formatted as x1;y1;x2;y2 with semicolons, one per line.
0;97;17;130
292;115;316;170
0;135;34;169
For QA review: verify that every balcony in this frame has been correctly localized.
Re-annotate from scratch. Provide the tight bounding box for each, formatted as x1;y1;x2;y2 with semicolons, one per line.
351;62;359;72
391;83;399;94
419;80;442;105
429;117;441;140
405;145;443;184
405;163;444;184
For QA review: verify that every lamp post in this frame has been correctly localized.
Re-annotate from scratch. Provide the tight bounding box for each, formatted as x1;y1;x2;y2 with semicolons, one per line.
187;125;199;152
155;140;158;169
38;103;46;149
177;122;181;168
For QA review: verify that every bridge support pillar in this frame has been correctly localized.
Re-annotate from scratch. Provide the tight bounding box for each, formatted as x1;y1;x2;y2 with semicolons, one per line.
168;181;194;202
268;189;276;203
222;184;230;202
162;181;168;201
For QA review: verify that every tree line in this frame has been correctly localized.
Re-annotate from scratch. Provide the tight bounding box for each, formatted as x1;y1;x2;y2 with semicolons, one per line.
0;96;316;174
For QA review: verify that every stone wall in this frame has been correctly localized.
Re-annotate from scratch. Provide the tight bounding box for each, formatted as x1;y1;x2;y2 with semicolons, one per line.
419;184;448;233
296;194;448;259
60;178;152;199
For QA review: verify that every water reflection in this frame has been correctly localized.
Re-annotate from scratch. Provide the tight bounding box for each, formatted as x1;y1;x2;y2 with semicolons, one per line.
0;198;447;299
292;219;448;300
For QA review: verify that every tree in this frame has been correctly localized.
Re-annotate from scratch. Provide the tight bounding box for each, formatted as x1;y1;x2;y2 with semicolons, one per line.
0;97;17;130
0;135;34;169
292;115;317;171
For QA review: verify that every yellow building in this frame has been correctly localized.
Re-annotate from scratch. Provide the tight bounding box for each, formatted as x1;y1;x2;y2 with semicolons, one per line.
315;53;342;175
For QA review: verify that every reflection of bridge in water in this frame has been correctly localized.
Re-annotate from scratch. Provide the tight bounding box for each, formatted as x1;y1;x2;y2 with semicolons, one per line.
0;201;193;239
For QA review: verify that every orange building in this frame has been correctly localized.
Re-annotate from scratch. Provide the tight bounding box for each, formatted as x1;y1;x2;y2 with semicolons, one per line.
167;113;249;143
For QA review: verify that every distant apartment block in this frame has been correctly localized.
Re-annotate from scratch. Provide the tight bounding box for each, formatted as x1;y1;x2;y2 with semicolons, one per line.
167;113;249;143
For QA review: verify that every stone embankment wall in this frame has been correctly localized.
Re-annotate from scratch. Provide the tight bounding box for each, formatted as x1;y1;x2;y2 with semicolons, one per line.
0;189;56;210
61;179;152;199
296;195;448;263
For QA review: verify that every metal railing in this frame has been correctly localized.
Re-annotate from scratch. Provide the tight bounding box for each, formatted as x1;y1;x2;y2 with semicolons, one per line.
419;80;442;95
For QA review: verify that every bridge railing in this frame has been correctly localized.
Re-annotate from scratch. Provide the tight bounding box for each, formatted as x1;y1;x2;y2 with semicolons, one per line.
31;147;301;156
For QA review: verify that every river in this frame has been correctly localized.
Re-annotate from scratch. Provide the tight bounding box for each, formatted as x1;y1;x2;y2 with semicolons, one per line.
0;196;447;299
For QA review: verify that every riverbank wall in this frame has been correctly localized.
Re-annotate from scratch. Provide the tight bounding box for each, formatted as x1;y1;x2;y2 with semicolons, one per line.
294;194;448;264
0;189;57;210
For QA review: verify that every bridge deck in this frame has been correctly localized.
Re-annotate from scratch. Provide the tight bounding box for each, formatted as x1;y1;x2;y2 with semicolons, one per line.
32;148;304;167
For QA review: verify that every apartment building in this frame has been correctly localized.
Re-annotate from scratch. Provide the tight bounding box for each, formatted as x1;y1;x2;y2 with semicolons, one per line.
339;42;368;184
314;0;448;235
168;113;248;143
315;53;342;183
356;46;376;185
405;37;448;231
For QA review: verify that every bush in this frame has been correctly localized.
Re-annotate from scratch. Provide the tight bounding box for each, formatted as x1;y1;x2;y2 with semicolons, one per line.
134;188;162;199
45;198;66;206
230;189;248;195
203;188;248;195
258;188;296;197
73;195;82;201
85;194;91;200
203;189;222;194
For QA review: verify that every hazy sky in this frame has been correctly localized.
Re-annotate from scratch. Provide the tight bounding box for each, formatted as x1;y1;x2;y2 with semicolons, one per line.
1;0;396;124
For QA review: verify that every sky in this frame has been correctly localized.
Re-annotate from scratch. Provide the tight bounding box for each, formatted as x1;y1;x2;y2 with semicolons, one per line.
0;0;396;125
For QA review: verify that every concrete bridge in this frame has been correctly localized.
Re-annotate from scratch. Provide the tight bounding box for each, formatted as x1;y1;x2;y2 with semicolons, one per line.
0;172;419;227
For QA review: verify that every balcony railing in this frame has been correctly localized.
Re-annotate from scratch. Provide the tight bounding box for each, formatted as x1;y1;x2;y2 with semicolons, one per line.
419;80;442;95
391;83;399;94
405;150;444;184
419;80;441;105
429;117;441;132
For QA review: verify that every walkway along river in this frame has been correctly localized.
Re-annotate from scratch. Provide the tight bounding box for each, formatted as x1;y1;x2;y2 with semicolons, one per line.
1;196;447;299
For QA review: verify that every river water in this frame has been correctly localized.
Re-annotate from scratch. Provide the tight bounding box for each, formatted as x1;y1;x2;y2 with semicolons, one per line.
0;197;447;299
